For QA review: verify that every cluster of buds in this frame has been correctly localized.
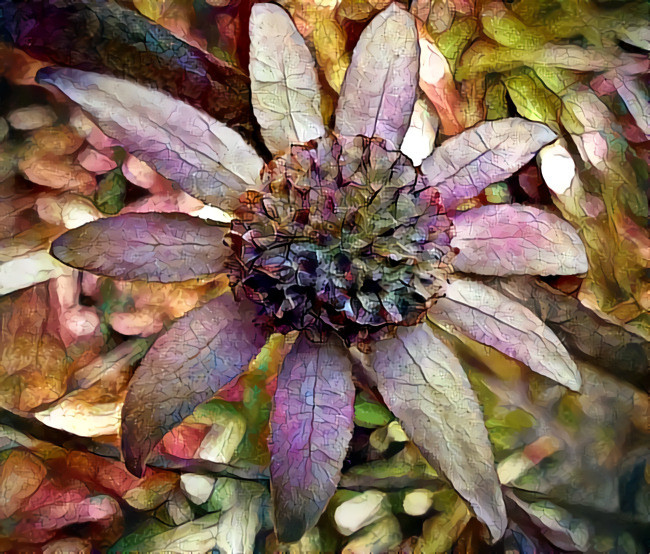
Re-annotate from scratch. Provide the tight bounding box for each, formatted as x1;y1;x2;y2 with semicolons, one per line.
229;135;456;341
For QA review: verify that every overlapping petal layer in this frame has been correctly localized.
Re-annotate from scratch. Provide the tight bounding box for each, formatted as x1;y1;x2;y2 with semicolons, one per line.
121;293;264;476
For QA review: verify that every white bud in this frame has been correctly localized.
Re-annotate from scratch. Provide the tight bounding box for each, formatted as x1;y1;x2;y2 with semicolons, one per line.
539;141;576;195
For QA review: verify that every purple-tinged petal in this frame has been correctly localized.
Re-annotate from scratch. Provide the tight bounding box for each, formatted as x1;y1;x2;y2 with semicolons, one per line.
370;323;507;541
429;279;581;391
269;334;354;543
52;212;228;283
37;68;263;210
451;204;588;276
249;4;326;154
420;118;556;208
335;4;419;149
122;294;265;477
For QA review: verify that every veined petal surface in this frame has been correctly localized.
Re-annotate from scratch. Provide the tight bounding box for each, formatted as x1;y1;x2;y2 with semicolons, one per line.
370;323;507;541
335;4;419;149
429;279;581;391
121;294;265;477
249;3;326;154
269;334;355;543
451;204;588;276
52;213;228;283
37;68;263;210
420;118;556;208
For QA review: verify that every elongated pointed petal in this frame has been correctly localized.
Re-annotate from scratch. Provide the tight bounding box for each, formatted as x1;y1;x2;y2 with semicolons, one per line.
491;276;650;390
269;335;355;543
249;4;326;154
121;294;264;476
420;118;556;208
371;323;507;541
335;4;419;149
52;213;228;283
37;68;263;210
429;279;581;391
451;204;588;276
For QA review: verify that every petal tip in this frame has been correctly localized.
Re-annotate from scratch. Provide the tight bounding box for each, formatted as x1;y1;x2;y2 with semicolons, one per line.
251;2;285;18
565;369;582;393
34;66;56;85
121;437;147;478
274;514;309;544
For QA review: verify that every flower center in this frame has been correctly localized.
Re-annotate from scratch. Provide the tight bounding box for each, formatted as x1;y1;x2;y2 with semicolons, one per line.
229;135;454;340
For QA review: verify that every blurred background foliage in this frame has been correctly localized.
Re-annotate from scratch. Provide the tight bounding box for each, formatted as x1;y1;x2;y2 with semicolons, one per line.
0;0;648;551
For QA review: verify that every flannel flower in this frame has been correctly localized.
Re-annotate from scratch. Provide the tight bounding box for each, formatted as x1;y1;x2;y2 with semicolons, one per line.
40;3;588;543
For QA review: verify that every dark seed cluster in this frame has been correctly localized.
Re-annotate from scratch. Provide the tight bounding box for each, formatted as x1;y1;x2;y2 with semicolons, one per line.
229;135;455;340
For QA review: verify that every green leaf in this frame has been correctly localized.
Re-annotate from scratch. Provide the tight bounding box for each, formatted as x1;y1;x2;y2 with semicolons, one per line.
485;79;509;121
433;17;477;72
481;4;548;50
418;493;471;553
340;443;440;491
108;519;174;553
95;169;127;215
354;391;393;428
503;68;561;130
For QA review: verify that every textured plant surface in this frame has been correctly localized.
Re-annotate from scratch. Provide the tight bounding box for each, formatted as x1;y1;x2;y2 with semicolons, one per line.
0;0;648;552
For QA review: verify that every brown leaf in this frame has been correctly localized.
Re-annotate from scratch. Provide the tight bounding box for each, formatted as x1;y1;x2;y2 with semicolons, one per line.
0;285;69;412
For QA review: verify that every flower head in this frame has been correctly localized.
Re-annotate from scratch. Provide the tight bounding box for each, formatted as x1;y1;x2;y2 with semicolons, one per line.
42;2;588;543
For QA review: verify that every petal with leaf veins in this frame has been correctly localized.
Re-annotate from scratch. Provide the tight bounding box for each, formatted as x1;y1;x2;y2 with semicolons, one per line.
371;323;507;541
121;294;265;477
52;212;229;283
429;279;581;391
420;118;556;208
37;68;263;210
269;334;354;543
451;204;588;276
335;4;419;149
249;4;326;154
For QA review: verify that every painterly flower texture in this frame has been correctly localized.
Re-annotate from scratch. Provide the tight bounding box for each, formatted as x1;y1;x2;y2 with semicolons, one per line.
42;3;589;543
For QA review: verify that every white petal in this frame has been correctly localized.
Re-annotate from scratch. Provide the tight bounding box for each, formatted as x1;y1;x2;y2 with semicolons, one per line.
0;251;72;296
335;4;419;148
371;323;507;541
420;118;556;208
400;98;439;166
538;141;576;195
249;3;325;153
